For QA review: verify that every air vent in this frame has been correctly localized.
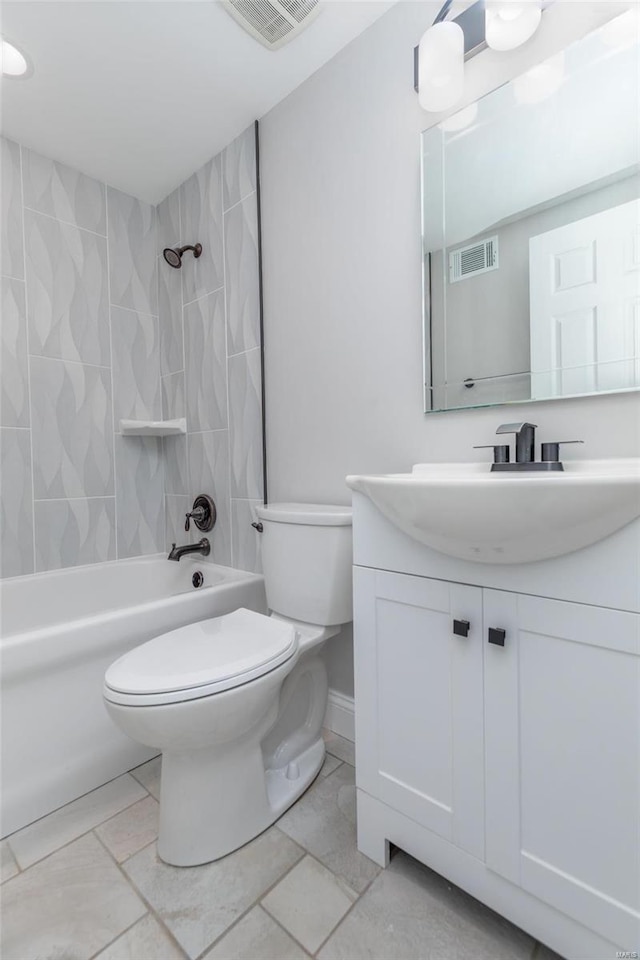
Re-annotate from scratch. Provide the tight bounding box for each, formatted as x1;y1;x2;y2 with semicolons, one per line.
449;236;499;283
223;0;321;49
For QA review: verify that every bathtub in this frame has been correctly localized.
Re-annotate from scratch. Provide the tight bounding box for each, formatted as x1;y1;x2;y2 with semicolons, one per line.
0;555;266;837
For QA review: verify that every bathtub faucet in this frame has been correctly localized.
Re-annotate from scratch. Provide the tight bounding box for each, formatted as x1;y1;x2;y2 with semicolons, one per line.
168;538;211;562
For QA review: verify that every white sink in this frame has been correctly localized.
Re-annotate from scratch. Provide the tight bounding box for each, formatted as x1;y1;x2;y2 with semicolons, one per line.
346;459;640;564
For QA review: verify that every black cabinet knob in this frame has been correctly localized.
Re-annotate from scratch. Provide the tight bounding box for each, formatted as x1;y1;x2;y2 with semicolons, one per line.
453;619;470;638
488;627;506;646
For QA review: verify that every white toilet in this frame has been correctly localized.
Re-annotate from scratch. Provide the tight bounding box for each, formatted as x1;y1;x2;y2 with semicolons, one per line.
103;503;352;866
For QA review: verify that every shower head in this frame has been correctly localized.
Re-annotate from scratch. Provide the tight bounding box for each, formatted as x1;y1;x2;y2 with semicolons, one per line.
162;243;202;268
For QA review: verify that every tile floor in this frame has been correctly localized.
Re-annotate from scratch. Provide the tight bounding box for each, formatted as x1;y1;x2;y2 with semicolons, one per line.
0;732;563;960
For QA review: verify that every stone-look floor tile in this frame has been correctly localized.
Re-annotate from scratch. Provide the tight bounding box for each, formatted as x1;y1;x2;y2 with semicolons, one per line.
318;851;536;960
0;833;146;960
323;731;356;767
96;795;159;862
130;755;161;799
9;774;148;869
534;944;566;960
0;839;19;883
123;826;304;959
319;754;342;779
277;763;379;894
262;855;357;954
203;906;309;960
95;914;187;960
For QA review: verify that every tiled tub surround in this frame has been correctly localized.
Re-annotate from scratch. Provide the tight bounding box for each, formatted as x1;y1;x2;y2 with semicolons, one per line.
159;122;264;575
0;733;561;960
1;126;264;577
0;556;265;836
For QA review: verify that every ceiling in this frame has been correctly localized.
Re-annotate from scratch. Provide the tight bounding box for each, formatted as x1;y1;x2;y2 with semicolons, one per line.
1;0;395;203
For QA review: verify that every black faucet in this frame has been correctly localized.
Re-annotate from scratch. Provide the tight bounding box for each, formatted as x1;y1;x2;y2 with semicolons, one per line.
496;422;537;463
475;422;583;472
168;537;211;562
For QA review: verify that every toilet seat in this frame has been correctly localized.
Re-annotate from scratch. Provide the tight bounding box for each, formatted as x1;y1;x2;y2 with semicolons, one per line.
103;608;298;706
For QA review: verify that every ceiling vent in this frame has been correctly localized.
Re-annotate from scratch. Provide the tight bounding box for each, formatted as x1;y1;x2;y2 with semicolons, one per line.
449;235;499;283
222;0;321;49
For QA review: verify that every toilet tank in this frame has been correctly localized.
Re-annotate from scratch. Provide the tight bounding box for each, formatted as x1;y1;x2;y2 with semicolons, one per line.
254;503;353;626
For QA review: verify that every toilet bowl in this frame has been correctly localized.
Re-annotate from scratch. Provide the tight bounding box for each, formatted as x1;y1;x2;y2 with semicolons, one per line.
103;503;352;866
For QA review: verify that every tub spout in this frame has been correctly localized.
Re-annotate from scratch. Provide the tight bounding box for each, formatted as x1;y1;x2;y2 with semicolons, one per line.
168;538;210;561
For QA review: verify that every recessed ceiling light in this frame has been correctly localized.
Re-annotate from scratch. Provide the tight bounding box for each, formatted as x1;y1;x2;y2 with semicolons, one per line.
1;38;31;78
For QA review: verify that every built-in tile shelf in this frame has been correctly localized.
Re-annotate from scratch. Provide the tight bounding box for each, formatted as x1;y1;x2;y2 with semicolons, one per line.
119;418;187;437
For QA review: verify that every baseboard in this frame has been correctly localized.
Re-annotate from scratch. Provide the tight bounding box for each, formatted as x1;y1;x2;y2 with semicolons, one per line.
323;690;355;742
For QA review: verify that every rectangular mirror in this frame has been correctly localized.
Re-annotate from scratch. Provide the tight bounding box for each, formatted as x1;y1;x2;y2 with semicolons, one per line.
421;15;640;412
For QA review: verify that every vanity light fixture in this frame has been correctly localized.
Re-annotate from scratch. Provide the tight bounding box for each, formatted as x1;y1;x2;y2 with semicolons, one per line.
415;0;544;114
1;37;31;78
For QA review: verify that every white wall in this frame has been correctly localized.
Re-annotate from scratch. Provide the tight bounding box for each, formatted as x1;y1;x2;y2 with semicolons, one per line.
260;0;639;697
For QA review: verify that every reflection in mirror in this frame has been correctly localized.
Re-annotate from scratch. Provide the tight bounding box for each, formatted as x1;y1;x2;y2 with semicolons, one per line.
421;11;640;413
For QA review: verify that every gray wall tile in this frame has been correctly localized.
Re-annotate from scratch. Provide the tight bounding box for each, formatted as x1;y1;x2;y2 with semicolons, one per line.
107;187;158;316
231;499;262;573
159;256;183;376
188;430;231;565
224;192;260;355
223;126;257;212
111;307;161;424
1;277;29;427
157;189;180;253
1;138;24;280
35;498;116;571
184;290;227;431
228;348;263;499
30;357;114;500
25;210;110;366
22;149;106;235
180;156;223;304
161;372;185;420
115;436;164;558
164;435;188;495
0;428;34;578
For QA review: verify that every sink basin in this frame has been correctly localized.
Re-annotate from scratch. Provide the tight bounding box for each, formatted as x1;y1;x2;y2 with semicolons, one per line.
346;459;640;564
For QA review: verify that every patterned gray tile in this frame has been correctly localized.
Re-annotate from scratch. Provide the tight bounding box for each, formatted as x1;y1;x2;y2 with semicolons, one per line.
203;906;309;960
164;434;188;495
318;851;535;960
277;763;379;895
222;125;257;212
115;435;164;558
30;356;114;499
107;187;158;316
0;428;34;578
34;497;116;572
157;187;181;253
0;833;146;960
231;499;262;573
22;148;106;235
95;914;186;960
111;306;161;424
184;289;227;431
180;155;223;304
228;348;263;500
9;774;147;870
123;827;303;960
162;371;185;420
159;252;183;375
1;137;24;280
25;209;110;365
225;192;260;355
1;277;29;427
188;430;231;565
165;495;190;551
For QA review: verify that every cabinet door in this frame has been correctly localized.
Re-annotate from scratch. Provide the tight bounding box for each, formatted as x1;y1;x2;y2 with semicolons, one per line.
354;567;484;858
484;589;640;948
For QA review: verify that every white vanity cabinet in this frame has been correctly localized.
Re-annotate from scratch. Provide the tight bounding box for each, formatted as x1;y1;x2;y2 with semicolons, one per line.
352;493;640;960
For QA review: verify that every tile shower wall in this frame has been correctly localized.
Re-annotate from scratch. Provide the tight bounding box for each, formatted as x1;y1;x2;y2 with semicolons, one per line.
158;124;264;574
0;136;162;576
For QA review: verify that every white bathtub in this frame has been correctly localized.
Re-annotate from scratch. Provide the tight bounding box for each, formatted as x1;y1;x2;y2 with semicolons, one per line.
0;555;266;837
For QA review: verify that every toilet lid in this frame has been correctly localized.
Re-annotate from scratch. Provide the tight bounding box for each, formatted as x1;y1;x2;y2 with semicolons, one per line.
103;608;297;705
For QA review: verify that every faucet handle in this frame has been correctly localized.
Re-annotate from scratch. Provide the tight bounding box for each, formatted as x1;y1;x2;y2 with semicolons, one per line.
473;444;510;464
541;440;584;462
